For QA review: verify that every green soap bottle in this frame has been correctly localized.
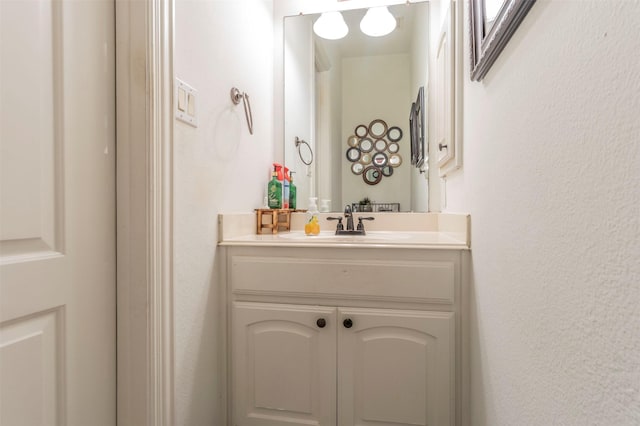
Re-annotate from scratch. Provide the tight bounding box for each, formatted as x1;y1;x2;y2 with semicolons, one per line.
289;171;297;210
267;166;282;209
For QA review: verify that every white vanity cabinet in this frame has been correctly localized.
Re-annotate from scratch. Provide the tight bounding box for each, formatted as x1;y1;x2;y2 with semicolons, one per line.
337;307;454;426
232;302;337;426
224;245;467;426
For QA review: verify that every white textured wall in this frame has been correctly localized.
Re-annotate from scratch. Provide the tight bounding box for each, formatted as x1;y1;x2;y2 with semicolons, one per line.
173;1;274;424
445;1;640;424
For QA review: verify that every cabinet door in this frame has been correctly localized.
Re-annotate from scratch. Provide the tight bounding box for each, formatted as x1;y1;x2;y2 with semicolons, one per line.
338;308;455;426
232;302;337;426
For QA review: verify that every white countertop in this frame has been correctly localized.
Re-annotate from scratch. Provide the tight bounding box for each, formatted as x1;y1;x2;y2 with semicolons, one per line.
218;213;470;250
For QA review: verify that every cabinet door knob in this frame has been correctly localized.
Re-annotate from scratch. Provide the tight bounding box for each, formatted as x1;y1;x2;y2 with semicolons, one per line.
316;318;326;328
343;318;353;329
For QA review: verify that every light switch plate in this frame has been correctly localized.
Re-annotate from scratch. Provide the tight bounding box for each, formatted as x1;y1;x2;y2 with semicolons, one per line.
175;78;197;127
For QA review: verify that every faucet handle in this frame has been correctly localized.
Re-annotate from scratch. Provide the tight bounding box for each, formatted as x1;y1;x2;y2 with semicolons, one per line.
326;216;344;232
356;216;375;231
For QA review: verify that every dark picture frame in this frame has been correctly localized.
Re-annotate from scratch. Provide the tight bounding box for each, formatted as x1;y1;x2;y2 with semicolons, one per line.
469;0;536;81
409;86;425;168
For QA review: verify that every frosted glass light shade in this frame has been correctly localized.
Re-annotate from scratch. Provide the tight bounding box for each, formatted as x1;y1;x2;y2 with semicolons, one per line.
313;12;349;40
360;6;396;37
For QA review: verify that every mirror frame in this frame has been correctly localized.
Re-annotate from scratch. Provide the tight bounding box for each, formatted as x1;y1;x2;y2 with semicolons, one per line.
346;147;361;162
359;138;374;153
351;162;365;175
368;119;388;138
389;154;403;167
362;166;382;185
387;126;403;142
355;124;368;138
470;0;536;81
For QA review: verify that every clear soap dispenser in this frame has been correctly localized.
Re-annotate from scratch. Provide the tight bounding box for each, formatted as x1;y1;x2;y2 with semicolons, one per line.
305;197;320;236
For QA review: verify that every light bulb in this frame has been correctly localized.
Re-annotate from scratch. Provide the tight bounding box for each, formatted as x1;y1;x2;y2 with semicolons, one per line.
360;6;396;37
313;11;349;40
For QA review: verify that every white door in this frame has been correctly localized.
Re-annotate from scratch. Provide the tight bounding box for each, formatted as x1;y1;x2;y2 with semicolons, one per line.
338;308;455;426
232;302;337;426
0;0;116;424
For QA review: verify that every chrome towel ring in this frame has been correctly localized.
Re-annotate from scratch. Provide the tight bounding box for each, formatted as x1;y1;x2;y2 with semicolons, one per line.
295;137;313;165
230;87;254;135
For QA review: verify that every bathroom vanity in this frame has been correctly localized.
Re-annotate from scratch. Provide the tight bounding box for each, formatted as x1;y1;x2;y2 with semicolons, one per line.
219;213;470;426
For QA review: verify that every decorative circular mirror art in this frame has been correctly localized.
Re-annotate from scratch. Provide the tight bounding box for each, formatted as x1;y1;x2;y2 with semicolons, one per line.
369;119;388;138
372;152;388;167
387;126;403;142
389;154;403;167
346;147;361;162
355;124;368;138
347;135;359;147
359;138;373;153
345;120;403;185
374;138;388;152
362;166;382;185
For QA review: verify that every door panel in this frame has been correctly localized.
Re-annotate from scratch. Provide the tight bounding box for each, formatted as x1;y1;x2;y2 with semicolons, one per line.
0;0;63;260
0;308;62;426
232;302;336;426
0;0;116;424
338;308;455;426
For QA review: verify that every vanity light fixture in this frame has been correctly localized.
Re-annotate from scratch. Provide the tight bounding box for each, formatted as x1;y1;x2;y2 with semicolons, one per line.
360;6;396;37
313;11;349;40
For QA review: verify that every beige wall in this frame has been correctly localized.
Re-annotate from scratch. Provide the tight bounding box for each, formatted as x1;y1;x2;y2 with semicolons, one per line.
445;1;640;424
341;53;412;210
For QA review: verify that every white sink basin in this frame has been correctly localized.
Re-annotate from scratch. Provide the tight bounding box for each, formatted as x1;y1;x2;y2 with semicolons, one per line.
277;231;410;243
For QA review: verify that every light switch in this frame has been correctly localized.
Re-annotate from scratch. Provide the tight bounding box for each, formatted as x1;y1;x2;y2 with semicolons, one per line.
178;87;186;112
187;92;195;115
175;78;197;127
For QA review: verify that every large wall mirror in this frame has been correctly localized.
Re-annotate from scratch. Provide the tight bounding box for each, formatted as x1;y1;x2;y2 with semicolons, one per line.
283;1;430;213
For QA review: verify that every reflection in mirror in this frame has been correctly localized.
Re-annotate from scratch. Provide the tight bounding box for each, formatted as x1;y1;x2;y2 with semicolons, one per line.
347;135;359;147
387;126;403;142
359;138;373;153
381;165;394;177
284;1;430;211
363;166;382;185
369;119;388;138
389;154;403;167
372;152;388;167
346;147;361;162
355;124;368;138
295;137;314;165
374;138;388;152
351;162;364;175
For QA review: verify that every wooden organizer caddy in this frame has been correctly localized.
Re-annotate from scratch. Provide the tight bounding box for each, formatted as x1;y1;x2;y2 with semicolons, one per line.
255;209;291;234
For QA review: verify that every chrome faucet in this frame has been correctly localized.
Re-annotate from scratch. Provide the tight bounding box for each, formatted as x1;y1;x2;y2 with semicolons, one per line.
344;205;354;231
